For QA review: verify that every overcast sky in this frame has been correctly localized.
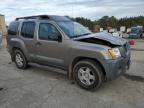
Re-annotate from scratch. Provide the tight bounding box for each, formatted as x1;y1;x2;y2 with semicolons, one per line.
0;0;144;24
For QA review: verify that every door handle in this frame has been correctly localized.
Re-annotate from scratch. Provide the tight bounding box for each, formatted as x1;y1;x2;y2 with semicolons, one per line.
36;42;42;46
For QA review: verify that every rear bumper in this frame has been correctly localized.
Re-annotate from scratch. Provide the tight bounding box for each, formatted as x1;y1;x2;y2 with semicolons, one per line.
103;52;131;80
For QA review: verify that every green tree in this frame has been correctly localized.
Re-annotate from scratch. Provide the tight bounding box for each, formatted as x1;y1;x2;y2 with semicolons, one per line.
74;16;144;31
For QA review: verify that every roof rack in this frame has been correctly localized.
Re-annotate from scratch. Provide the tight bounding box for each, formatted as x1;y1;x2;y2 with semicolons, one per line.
15;15;49;21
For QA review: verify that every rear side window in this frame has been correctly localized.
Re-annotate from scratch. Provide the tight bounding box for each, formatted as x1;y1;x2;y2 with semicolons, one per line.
8;22;19;35
21;22;35;38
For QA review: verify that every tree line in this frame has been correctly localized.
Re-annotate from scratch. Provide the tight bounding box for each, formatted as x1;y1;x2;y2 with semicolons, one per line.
74;16;144;31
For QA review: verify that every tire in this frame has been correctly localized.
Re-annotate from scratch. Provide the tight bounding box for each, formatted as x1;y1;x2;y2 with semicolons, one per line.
13;49;28;69
73;60;104;90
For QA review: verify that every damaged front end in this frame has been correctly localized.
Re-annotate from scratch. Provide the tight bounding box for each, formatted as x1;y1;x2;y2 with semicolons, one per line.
74;33;131;79
76;37;119;48
76;33;130;58
74;32;127;46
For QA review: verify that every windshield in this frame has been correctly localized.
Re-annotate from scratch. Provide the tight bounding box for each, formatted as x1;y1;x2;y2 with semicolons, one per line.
131;28;139;33
57;21;92;38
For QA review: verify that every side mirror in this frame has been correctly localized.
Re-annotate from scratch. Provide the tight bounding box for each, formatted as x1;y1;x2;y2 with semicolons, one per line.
49;32;62;42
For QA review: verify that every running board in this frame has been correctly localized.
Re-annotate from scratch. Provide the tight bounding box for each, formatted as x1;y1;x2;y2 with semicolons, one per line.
28;63;67;75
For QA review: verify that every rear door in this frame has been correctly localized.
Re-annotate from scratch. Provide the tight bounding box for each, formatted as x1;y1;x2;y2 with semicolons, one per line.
20;21;36;61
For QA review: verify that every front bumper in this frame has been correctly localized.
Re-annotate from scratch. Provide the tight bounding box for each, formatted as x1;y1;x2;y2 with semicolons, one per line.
129;35;139;38
103;52;131;80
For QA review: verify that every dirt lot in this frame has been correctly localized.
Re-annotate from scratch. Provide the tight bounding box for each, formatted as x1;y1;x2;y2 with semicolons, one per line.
0;39;144;108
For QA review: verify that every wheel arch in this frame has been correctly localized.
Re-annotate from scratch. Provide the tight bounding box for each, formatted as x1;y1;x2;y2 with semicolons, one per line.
11;47;27;61
69;56;106;79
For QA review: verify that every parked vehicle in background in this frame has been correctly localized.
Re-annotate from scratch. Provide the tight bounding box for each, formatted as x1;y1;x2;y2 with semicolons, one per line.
121;32;129;38
112;32;120;37
129;27;143;38
120;26;126;33
110;29;122;38
7;15;131;90
127;28;131;34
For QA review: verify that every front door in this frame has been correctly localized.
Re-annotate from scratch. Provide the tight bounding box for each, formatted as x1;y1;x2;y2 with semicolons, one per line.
35;22;68;68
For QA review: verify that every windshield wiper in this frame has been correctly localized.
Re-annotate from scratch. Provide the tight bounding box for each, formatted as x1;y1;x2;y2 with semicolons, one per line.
72;33;92;38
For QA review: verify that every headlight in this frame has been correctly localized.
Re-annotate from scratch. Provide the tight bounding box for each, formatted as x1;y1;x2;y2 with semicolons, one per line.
108;48;121;60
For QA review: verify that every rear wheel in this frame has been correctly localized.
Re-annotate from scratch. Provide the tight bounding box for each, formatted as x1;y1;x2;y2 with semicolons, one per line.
13;49;28;69
73;60;104;90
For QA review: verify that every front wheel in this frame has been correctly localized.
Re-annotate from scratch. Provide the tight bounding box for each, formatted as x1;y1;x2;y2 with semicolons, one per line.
13;49;28;69
73;60;104;90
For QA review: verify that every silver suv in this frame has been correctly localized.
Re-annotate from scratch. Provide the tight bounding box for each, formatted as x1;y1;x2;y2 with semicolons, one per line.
7;15;131;90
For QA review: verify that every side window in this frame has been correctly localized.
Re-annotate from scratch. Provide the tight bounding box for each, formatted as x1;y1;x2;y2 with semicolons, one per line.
8;22;19;35
39;23;60;40
21;22;35;38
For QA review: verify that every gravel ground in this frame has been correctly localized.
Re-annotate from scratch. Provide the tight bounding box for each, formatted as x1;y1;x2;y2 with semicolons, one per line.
127;51;144;78
0;46;144;108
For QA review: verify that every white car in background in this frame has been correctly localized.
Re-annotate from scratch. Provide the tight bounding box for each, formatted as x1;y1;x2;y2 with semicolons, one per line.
112;32;120;37
112;31;123;38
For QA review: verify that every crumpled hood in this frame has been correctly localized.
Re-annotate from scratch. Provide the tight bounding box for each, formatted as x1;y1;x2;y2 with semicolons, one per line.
74;32;127;46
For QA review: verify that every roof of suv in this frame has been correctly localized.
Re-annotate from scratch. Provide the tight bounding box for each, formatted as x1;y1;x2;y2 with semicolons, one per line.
15;15;72;22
